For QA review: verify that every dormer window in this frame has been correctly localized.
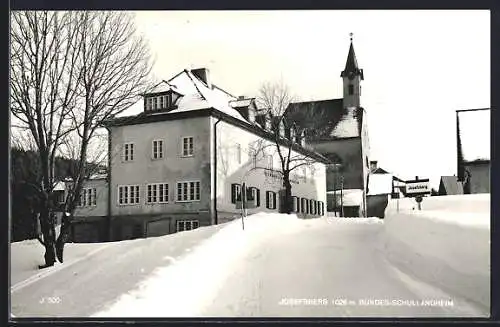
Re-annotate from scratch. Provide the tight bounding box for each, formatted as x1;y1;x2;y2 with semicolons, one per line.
145;93;173;111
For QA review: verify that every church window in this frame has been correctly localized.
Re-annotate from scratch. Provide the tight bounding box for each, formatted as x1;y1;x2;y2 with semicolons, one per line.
348;84;354;95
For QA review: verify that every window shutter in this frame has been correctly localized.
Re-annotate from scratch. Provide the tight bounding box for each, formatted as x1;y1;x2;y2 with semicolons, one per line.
265;191;270;209
272;192;277;209
256;188;260;207
231;183;237;204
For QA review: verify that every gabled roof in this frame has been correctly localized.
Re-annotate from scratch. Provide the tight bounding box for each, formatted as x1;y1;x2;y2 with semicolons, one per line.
372;167;390;174
284;99;363;140
439;176;464;195
102;69;330;164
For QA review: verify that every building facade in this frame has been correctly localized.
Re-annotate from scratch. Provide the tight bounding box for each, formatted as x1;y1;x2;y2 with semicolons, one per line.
71;68;328;242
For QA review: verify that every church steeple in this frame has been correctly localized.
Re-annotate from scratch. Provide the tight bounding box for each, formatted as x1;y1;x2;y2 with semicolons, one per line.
341;33;363;108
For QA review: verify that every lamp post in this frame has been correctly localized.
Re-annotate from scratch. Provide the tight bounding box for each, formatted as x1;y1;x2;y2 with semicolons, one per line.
328;162;342;217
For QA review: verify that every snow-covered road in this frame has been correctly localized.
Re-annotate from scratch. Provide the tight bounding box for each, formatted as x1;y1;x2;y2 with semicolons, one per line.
11;195;490;318
195;217;487;317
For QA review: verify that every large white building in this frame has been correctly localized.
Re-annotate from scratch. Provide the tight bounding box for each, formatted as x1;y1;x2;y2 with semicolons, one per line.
70;68;328;242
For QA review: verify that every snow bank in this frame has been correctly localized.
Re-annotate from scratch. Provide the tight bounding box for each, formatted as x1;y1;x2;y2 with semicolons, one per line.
92;213;304;317
10;240;112;290
383;194;490;311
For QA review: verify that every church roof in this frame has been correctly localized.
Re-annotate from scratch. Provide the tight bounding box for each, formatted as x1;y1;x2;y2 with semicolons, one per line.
284;99;363;140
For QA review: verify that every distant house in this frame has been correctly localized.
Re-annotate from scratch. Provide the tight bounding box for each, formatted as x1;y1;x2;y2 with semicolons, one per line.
438;176;463;196
366;161;392;218
463;159;490;194
456;108;490;194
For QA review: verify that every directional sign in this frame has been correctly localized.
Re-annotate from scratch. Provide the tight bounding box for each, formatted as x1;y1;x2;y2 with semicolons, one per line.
405;179;430;197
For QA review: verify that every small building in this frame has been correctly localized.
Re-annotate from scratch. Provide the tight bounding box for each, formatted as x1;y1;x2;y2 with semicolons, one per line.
366;161;393;218
463;159;490;194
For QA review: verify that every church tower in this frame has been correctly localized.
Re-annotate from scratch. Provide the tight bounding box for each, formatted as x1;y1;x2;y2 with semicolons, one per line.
340;33;364;108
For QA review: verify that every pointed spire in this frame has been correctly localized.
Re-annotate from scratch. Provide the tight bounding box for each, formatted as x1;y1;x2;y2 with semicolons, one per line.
341;33;364;80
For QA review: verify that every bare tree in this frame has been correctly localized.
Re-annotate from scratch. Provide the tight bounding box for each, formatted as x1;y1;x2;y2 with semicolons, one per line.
255;80;319;214
55;11;155;262
11;11;154;267
10;11;83;268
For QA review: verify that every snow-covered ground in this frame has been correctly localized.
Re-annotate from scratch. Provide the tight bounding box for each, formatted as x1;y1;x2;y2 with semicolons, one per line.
383;194;490;311
11;194;490;317
10;239;112;289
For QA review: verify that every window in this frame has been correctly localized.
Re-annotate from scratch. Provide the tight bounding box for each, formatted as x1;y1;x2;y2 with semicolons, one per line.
146;97;153;111
310;199;316;215
248;147;257;168
246;187;260;207
78;188;97;207
118;185;140;205
348;84;354;95
176;181;201;202
152;140;164;159
123;143;134;161
236;143;241;164
182;137;194;156
146;94;172;111
231;183;242;203
176;220;199;233
147;183;169;203
292;196;299;213
266;191;277;210
267;155;273;170
301;198;307;214
319;201;324;215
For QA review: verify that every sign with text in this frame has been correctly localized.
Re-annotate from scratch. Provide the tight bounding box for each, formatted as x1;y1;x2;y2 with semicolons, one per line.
405;179;430;196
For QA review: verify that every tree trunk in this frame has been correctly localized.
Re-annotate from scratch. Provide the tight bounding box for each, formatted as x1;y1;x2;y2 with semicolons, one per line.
38;206;57;269
56;211;72;263
281;172;293;214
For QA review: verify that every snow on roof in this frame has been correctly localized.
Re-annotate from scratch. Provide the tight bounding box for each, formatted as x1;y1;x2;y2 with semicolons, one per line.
330;107;359;138
229;99;253;108
148;80;183;95
162;69;247;122
458;109;490;162
53;181;66;191
368;173;393;195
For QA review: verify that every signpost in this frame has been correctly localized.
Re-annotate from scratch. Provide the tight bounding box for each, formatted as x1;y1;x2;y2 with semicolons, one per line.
405;176;430;210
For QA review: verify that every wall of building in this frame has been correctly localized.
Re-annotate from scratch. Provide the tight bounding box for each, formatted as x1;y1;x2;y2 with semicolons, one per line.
360;109;370;216
73;178;109;218
464;162;490;194
212;118;327;221
309;137;364;191
109;116;212;218
107;116;213;241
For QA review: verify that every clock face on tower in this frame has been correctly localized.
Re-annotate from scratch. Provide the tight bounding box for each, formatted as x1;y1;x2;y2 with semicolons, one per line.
348;72;355;80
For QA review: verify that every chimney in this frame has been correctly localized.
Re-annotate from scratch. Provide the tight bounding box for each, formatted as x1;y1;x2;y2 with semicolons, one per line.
370;160;378;172
238;95;245;100
191;68;211;89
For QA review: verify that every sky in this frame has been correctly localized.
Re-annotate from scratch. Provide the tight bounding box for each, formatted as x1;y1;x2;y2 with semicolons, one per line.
127;10;490;189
